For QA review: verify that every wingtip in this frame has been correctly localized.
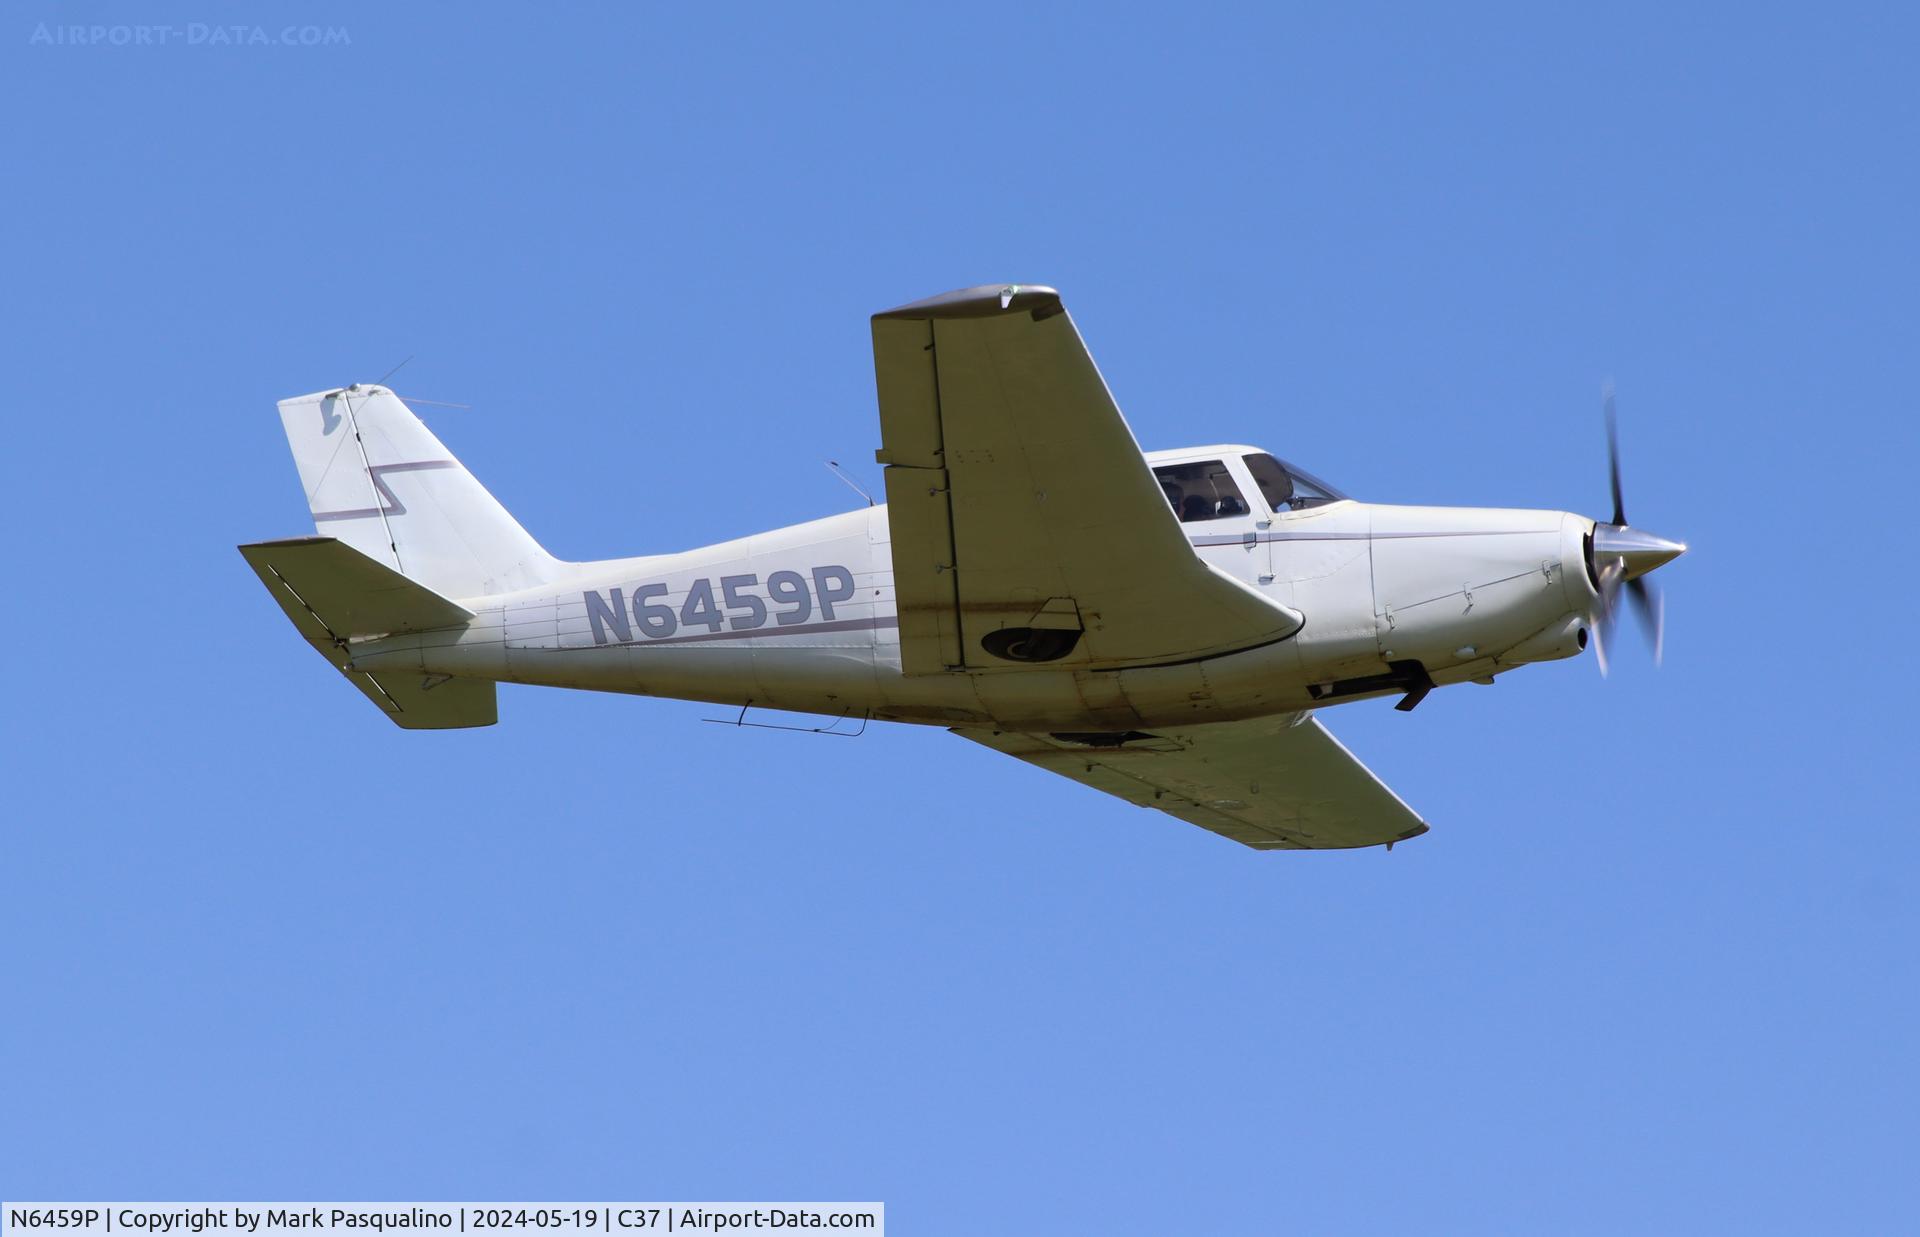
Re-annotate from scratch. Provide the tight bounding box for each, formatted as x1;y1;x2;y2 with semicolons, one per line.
874;283;1062;321
1387;823;1431;851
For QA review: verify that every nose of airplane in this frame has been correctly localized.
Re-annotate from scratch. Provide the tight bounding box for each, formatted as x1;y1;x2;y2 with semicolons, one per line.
1591;523;1686;581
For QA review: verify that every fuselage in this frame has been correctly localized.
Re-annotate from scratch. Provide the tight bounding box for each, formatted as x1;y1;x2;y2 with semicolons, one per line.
347;445;1603;732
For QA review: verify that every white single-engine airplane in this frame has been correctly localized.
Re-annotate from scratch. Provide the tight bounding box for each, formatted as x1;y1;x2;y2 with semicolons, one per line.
243;284;1684;851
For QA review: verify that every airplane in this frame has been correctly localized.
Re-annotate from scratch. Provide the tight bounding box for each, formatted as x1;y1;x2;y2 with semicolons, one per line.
241;283;1684;852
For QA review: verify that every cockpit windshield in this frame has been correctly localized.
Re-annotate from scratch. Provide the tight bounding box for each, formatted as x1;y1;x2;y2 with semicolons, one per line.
1244;452;1348;512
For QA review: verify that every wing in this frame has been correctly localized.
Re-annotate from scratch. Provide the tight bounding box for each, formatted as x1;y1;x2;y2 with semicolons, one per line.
954;714;1429;850
872;284;1303;675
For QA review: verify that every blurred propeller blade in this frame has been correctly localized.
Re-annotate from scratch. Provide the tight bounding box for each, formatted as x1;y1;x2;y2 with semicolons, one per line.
1591;557;1623;677
1588;384;1681;673
1627;576;1665;665
1604;381;1627;528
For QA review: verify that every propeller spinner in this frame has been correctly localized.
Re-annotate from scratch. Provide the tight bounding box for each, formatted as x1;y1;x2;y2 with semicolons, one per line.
1588;385;1686;674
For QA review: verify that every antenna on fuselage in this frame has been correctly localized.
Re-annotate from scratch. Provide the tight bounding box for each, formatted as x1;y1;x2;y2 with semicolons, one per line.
825;460;876;507
705;700;870;737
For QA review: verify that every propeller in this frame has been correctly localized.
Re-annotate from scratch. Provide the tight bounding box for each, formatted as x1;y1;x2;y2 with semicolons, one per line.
1588;384;1685;674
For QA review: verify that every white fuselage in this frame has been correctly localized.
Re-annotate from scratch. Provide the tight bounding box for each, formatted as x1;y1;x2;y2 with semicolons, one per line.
348;489;1601;733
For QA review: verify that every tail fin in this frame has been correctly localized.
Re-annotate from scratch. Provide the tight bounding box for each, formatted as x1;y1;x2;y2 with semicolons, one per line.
277;384;557;599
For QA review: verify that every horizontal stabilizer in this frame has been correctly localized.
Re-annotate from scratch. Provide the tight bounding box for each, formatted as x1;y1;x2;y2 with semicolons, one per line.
239;536;495;729
240;536;472;637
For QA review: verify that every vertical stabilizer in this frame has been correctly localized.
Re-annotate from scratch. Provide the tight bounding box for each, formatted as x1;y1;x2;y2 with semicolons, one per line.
276;385;557;599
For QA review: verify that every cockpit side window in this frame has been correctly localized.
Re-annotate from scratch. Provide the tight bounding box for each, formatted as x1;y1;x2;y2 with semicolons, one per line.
1245;452;1347;513
1153;460;1250;523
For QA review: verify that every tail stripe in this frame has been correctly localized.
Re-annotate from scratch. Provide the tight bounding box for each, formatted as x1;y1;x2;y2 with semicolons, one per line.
312;459;459;522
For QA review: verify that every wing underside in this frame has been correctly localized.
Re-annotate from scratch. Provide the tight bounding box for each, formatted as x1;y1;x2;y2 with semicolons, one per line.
872;284;1302;675
954;714;1429;851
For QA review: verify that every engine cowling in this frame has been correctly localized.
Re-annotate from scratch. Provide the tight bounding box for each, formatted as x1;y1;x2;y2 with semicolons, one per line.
1496;614;1589;665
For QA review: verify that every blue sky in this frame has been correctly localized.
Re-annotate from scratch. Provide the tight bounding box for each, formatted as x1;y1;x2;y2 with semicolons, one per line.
3;4;1915;1232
